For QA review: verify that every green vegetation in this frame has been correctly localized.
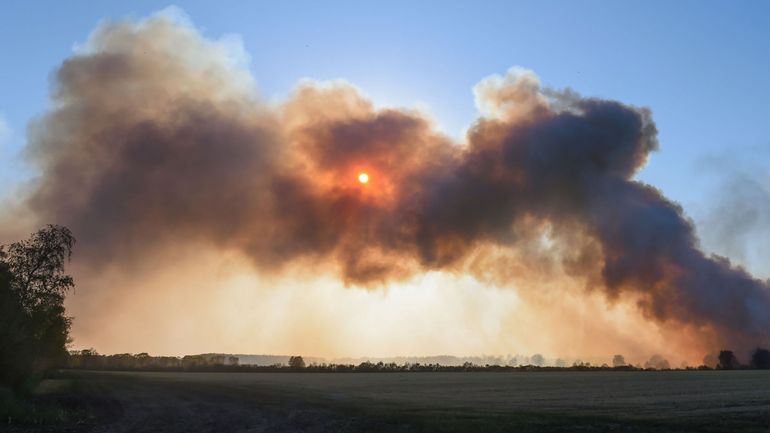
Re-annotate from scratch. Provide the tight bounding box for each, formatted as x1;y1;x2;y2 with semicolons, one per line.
0;225;75;394
0;226;79;430
0;377;92;428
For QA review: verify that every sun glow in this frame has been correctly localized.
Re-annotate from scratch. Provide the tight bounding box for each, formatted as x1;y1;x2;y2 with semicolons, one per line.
358;172;369;184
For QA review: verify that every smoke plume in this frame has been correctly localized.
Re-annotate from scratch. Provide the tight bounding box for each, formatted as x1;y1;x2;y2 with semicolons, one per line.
16;11;770;353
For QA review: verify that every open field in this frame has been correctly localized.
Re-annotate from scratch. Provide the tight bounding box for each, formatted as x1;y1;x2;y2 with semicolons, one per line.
7;370;770;432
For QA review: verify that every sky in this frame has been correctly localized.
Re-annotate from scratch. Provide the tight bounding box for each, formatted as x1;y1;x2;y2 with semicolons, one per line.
3;1;769;207
1;1;769;364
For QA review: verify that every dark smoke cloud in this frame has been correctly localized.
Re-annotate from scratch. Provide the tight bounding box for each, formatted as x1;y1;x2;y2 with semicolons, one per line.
18;12;770;351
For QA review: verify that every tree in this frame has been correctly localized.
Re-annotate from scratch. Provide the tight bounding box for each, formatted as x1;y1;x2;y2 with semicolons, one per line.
0;225;75;393
2;225;75;311
0;261;29;390
750;348;770;369
288;356;306;369
702;353;719;369
717;350;740;370
644;354;670;370
612;354;626;367
531;354;545;366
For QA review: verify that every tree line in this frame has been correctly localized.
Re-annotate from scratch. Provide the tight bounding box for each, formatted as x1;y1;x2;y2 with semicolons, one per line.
65;351;770;373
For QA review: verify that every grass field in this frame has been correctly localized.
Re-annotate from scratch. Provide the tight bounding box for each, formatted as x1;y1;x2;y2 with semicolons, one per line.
6;370;770;432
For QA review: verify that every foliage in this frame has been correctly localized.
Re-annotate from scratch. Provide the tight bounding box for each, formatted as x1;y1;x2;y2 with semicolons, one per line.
612;355;626;367
644;354;671;370
288;356;306;369
750;348;770;369
65;351;657;373
717;350;740;370
0;225;75;393
530;354;545;366
702;353;719;369
63;347;770;373
2;225;74;311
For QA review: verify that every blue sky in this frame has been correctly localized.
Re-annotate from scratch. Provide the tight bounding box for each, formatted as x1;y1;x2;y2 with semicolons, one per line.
2;0;769;246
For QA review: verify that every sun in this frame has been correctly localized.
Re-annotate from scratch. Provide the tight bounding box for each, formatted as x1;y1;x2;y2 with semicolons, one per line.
358;172;369;184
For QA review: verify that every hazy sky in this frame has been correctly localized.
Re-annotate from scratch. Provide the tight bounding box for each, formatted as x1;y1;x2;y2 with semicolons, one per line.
1;1;769;363
3;1;769;207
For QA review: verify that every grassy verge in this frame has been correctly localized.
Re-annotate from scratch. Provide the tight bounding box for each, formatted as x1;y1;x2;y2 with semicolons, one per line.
0;377;94;431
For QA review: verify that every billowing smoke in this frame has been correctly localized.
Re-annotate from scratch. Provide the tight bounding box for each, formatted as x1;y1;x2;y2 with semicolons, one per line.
17;11;770;352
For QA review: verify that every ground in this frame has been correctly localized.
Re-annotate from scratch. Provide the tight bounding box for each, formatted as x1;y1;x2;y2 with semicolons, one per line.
5;370;770;432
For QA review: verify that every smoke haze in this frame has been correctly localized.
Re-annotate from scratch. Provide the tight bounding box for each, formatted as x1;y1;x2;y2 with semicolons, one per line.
5;9;770;361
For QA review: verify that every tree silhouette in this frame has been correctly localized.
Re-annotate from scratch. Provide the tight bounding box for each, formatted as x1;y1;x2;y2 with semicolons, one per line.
3;225;75;311
702;353;719;369
750;348;770;369
0;261;28;390
612;354;626;367
644;354;670;370
288;356;306;369
718;350;740;370
0;225;75;393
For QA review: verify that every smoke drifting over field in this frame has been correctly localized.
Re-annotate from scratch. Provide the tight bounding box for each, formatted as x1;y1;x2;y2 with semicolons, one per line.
15;10;770;354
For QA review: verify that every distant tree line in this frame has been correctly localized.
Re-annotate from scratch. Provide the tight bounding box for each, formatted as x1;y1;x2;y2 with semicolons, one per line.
64;350;770;373
0;225;75;393
66;350;238;370
64;351;641;372
713;349;770;370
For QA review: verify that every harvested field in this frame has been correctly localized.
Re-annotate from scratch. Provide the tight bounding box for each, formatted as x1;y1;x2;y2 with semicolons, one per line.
7;370;770;432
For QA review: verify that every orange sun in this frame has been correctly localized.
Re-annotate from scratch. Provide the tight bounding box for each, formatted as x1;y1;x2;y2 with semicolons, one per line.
358;172;369;184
